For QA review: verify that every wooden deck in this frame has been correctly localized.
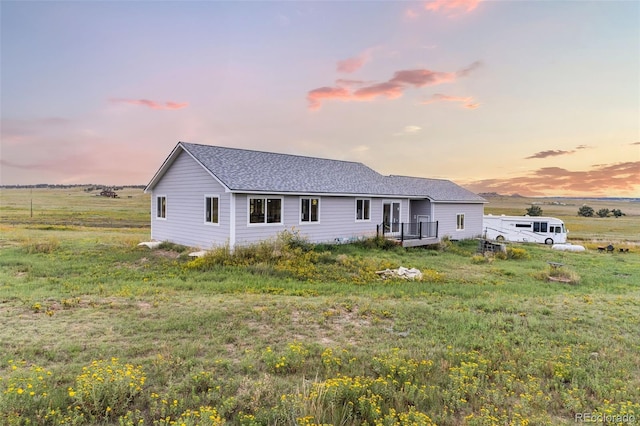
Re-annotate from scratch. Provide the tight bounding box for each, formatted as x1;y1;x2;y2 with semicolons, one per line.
400;237;439;247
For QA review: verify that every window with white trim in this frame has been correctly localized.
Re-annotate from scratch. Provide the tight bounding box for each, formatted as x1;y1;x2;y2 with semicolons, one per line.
156;196;166;219
205;196;219;224
300;197;319;223
356;199;371;221
456;213;465;230
249;197;282;224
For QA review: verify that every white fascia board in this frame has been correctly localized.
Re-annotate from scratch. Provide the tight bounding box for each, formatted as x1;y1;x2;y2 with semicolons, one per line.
228;190;429;199
431;200;487;204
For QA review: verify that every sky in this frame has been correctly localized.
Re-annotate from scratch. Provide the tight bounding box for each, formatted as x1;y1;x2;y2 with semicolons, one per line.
1;0;639;197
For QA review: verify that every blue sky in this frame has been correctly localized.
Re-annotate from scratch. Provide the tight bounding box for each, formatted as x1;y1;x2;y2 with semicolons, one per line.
1;0;638;196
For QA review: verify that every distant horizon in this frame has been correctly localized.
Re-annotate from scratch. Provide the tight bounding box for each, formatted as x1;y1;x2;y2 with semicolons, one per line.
2;1;638;196
2;183;639;201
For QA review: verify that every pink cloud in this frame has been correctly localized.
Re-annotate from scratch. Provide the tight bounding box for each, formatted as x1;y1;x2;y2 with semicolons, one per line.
308;61;480;110
110;98;189;110
337;49;373;74
307;87;351;111
425;0;481;15
353;82;405;100
464;161;640;197
390;69;457;87
422;93;479;109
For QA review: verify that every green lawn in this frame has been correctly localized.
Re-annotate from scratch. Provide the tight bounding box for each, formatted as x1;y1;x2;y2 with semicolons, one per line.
0;188;639;425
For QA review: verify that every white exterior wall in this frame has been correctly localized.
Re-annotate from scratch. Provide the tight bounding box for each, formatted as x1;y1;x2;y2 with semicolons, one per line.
233;194;384;245
409;199;433;221
151;151;231;248
433;202;484;240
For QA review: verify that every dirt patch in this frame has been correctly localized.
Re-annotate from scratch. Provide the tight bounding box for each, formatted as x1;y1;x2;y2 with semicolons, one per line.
152;250;181;259
137;302;152;310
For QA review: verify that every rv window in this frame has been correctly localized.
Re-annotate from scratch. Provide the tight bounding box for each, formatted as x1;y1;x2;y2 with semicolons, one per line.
533;222;548;233
515;223;531;228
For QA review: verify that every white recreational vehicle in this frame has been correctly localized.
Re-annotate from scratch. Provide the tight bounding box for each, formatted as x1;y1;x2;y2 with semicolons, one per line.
483;215;568;244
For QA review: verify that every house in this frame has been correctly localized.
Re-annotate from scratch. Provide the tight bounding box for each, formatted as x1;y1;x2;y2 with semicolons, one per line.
144;142;486;249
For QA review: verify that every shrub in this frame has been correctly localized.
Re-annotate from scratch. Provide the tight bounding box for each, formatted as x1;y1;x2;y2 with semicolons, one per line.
153;406;224;426
22;237;60;254
611;208;625;218
69;358;146;422
506;247;530;260
471;254;492;264
577;205;594;217
262;342;310;374
525;205;543;216
0;361;62;425
158;241;190;253
292;348;436;426
438;236;453;252
547;265;580;285
357;236;401;250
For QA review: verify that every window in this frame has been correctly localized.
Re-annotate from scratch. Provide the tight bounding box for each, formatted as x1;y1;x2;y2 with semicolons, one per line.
301;197;319;223
533;222;548;233
356;199;370;221
456;213;465;230
205;196;219;224
249;197;282;224
515;223;532;228
156;196;166;219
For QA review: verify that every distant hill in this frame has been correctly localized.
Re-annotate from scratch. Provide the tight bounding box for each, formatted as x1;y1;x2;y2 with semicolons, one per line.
478;192;639;202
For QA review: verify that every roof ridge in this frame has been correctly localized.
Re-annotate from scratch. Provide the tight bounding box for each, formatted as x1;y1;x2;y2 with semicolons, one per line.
179;141;370;167
388;174;449;181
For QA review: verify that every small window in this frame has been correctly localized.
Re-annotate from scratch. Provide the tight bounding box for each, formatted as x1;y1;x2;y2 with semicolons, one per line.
205;196;219;224
456;213;465;230
249;197;282;224
356;199;370;221
515;223;532;228
156;196;166;219
301;197;319;223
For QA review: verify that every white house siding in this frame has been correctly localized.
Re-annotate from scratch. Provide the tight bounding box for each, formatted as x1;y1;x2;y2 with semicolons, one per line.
409;199;433;222
433;203;484;240
151;151;230;248
232;194;384;246
296;196;385;243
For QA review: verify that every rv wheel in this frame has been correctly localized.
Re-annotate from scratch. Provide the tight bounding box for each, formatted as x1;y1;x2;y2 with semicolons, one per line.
496;235;505;242
545;238;553;245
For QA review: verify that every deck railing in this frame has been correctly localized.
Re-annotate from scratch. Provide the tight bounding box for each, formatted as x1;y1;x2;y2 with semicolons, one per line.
377;221;438;242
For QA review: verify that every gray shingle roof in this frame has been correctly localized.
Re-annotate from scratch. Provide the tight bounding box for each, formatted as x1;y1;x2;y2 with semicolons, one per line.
175;142;484;202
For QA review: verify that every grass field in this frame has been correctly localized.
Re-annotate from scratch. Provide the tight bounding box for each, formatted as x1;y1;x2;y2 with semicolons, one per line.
1;188;639;425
